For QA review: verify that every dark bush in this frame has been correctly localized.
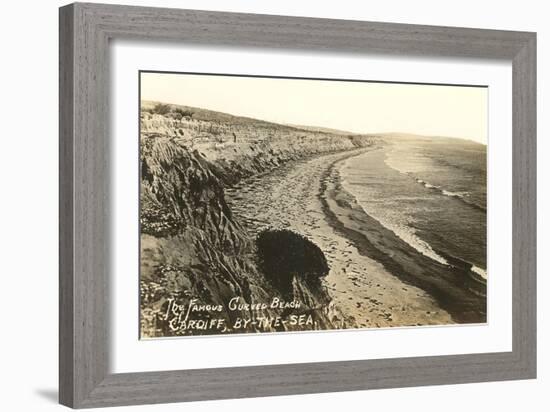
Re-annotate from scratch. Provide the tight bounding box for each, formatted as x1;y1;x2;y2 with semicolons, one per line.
175;108;194;118
256;229;329;294
152;103;171;115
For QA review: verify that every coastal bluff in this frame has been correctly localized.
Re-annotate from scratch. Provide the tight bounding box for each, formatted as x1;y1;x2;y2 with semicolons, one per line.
139;101;378;337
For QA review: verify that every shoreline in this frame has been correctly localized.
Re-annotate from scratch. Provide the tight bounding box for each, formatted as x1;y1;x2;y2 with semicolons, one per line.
227;146;458;328
319;149;486;324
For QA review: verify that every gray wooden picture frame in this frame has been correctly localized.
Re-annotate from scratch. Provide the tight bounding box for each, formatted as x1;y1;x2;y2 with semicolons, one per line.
59;2;537;409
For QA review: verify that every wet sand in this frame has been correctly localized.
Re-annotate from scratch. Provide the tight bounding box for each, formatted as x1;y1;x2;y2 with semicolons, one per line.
226;148;454;328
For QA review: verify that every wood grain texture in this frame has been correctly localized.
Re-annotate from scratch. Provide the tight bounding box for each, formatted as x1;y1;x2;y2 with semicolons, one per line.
59;4;74;406
512;35;537;374
59;2;537;408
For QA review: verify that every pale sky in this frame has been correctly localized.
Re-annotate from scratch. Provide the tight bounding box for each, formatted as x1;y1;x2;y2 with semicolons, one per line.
140;72;488;144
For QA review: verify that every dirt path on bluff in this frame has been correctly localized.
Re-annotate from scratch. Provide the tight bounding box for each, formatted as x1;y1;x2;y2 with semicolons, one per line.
225;148;453;328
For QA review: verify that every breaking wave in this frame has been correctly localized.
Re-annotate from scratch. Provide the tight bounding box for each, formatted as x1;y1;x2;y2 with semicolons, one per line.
413;177;487;212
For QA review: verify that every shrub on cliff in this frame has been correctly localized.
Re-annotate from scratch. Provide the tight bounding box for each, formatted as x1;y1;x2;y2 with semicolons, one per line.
256;229;329;294
152;103;171;115
175;108;194;119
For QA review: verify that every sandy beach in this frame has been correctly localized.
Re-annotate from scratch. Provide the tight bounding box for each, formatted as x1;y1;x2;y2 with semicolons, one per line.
226;148;455;328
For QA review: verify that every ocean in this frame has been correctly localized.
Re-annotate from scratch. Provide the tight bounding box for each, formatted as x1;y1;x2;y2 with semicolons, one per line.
340;136;487;279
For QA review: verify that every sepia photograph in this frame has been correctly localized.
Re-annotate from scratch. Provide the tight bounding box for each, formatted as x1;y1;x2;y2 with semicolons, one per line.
139;71;487;338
